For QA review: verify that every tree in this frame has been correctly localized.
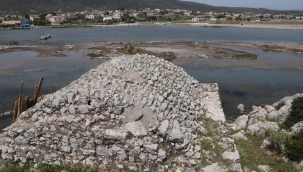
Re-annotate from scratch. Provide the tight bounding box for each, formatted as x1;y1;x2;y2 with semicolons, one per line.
136;12;147;21
24;14;30;20
235;16;242;21
160;10;168;15
121;14;136;23
227;17;233;21
216;14;226;19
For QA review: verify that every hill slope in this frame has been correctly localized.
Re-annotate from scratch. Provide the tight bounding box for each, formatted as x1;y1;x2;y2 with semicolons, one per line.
1;0;303;15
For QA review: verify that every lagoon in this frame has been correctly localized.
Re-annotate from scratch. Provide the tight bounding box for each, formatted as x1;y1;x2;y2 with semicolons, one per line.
1;26;303;45
1;26;303;130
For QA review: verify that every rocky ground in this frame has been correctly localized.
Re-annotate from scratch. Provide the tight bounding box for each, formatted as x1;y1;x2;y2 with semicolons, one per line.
0;54;241;171
229;94;303;171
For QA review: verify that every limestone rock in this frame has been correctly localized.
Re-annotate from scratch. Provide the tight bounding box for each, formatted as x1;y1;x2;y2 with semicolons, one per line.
237;104;245;114
104;129;127;140
158;119;169;137
124;121;147;136
169;120;184;143
235;115;248;129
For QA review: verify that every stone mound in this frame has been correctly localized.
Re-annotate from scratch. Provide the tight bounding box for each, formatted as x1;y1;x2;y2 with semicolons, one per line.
0;54;241;171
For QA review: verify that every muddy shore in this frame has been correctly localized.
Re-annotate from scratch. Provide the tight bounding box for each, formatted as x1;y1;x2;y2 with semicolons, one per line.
1;41;302;58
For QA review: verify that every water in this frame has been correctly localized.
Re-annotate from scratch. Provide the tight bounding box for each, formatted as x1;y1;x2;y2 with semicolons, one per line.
173;47;303;119
0;50;106;130
1;26;303;45
0;26;303;130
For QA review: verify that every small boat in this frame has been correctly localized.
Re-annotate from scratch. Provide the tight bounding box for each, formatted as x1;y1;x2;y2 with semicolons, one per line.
39;34;51;40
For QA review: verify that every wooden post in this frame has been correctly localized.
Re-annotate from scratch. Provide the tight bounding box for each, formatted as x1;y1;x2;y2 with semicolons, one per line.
34;77;44;103
13;101;18;122
13;77;44;123
17;81;23;119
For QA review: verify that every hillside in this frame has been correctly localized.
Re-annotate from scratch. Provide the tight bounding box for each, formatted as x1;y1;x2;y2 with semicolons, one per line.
1;0;303;15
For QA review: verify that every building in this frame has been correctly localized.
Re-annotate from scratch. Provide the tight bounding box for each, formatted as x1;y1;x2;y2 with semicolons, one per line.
1;21;21;28
46;14;65;25
192;17;206;22
29;15;40;21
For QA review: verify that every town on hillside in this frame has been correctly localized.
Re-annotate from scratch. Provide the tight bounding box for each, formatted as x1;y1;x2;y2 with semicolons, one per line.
0;8;303;28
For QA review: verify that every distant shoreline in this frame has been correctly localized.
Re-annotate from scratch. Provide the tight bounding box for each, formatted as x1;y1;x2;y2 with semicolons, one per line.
180;22;303;30
2;21;303;30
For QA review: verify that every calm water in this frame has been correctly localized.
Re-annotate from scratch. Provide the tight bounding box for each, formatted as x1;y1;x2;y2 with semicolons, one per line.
173;47;303;119
1;26;303;130
0;50;106;130
1;26;303;45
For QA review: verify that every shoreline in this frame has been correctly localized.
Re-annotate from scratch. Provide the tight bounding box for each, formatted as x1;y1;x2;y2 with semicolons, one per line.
181;22;303;30
2;21;303;30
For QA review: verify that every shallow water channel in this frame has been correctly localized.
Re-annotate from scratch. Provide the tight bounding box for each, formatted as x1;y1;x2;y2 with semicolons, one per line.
173;46;303;120
0;50;106;130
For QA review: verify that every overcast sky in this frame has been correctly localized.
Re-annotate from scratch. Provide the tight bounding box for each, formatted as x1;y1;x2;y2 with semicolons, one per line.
183;0;303;10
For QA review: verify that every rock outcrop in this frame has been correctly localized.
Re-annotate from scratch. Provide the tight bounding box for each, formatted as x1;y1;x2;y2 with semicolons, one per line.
229;94;303;170
0;54;241;171
231;93;303;136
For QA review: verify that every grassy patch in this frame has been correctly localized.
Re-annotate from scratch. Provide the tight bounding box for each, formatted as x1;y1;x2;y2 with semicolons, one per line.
234;135;298;171
0;161;99;172
259;44;285;52
88;46;111;53
86;53;102;59
233;52;257;60
259;44;303;53
117;46;176;60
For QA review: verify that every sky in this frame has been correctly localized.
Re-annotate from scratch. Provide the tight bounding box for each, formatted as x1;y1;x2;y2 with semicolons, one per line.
184;0;303;10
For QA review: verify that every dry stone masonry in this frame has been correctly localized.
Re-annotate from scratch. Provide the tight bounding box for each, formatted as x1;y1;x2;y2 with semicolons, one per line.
0;54;241;171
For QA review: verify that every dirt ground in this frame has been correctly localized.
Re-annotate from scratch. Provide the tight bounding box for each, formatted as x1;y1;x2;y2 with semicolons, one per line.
0;45;66;57
1;41;302;60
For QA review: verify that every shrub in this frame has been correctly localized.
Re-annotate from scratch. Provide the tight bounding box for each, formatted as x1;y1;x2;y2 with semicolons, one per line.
282;97;303;130
285;130;303;161
267;130;286;154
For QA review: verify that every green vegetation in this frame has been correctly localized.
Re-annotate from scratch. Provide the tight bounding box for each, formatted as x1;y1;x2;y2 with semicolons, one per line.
118;46;157;55
233;52;257;60
61;14;105;26
263;97;303;162
86;53;101;59
285;131;303;161
121;14;136;23
197;119;233;169
88;46;111;53
282;97;303;129
28;14;51;26
267;130;286;154
259;44;284;52
235;135;298;171
237;146;249;168
117;46;176;60
0;161;98;172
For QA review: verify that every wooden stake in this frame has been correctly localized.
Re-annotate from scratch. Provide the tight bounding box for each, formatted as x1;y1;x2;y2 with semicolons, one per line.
33;85;38;102
13;77;44;123
13;101;18;122
34;77;44;102
17;81;23;118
